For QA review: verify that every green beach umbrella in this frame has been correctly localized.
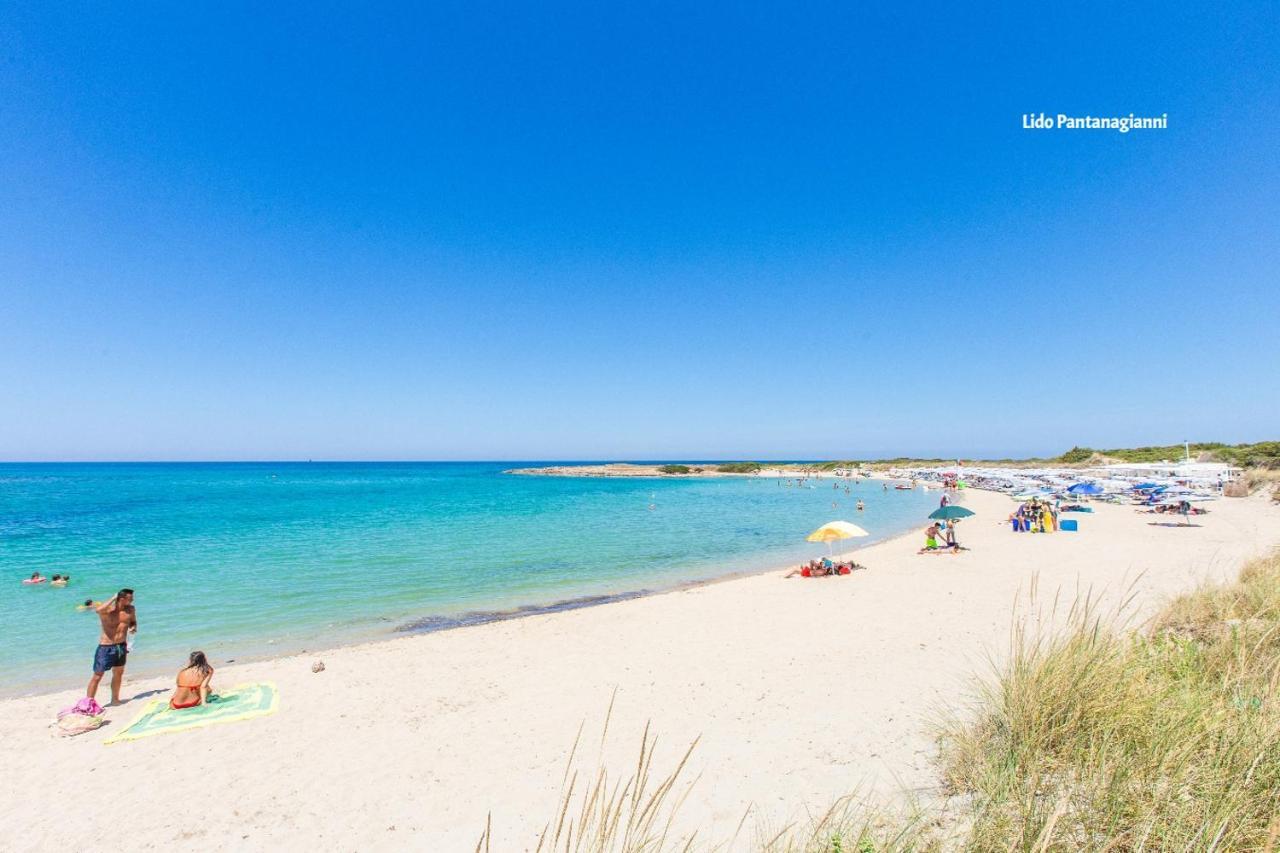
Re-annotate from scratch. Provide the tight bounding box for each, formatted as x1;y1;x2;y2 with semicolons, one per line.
929;505;975;521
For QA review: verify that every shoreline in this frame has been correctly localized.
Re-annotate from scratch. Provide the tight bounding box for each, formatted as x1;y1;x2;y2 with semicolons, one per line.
1;506;924;702
4;487;1275;849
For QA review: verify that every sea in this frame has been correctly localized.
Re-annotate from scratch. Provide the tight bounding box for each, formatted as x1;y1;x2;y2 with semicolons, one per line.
0;462;937;696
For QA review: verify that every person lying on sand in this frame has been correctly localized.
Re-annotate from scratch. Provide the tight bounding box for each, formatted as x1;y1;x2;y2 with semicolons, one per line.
170;651;216;710
787;559;829;577
785;559;861;578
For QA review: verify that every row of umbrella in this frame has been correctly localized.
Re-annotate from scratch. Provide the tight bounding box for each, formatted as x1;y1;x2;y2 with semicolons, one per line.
1013;482;1103;500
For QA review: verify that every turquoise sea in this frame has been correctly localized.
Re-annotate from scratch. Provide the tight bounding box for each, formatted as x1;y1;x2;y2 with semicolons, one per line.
1;463;936;696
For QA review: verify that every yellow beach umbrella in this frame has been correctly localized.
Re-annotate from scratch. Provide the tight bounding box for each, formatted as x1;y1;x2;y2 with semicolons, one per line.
805;520;869;555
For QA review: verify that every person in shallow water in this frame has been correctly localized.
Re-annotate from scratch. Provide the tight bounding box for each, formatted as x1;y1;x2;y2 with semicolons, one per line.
83;589;137;705
170;651;216;710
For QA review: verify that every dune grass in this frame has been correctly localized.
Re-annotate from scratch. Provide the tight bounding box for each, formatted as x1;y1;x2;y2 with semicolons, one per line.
939;551;1280;850
485;552;1280;851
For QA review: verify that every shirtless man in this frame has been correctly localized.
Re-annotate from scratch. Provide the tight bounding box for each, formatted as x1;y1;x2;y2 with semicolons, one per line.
918;523;942;553
84;589;137;704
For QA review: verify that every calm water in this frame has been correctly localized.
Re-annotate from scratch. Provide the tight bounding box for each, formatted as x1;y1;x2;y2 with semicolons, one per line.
0;463;936;695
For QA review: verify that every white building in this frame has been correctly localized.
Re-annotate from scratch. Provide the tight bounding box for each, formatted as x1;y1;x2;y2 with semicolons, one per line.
1092;461;1240;484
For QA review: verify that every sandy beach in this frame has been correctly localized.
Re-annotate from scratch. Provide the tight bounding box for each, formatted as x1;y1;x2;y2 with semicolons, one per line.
3;487;1277;851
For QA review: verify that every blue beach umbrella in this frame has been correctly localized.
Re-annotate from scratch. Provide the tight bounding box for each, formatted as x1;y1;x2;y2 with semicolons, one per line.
929;505;976;520
1067;483;1104;496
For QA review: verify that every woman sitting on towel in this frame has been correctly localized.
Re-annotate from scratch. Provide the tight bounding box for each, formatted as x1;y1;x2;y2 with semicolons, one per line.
170;651;215;710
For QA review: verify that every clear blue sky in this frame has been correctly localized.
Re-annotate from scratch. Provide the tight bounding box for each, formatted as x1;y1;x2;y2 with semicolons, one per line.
2;2;1277;461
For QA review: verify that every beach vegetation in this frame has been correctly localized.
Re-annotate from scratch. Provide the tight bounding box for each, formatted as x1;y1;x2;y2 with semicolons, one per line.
803;441;1280;471
812;460;861;471
938;551;1280;849
1070;440;1280;468
1055;445;1094;463
717;462;763;474
658;464;692;475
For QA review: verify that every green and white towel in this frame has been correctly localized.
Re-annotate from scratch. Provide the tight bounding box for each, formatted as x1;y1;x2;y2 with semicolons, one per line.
104;682;279;744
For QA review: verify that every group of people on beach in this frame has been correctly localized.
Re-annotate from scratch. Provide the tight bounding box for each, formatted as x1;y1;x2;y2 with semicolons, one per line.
1136;499;1201;525
784;558;861;578
76;589;216;712
1008;499;1060;533
919;520;963;553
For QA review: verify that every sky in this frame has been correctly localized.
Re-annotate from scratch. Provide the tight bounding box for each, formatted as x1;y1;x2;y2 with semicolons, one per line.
1;2;1278;461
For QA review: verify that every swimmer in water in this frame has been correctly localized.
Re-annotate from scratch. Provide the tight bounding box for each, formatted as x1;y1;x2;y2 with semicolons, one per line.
856;500;865;511
51;574;68;587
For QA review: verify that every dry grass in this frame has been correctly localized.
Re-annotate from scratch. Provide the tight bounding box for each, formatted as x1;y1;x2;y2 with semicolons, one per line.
475;691;703;853
940;551;1280;850
1230;467;1280;498
485;553;1280;851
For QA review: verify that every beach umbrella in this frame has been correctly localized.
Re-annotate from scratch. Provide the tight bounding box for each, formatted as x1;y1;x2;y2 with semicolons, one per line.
929;505;975;520
805;520;869;555
1067;483;1104;496
1132;482;1159;490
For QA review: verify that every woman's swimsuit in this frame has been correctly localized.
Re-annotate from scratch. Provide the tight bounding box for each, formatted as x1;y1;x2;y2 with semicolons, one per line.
170;671;210;710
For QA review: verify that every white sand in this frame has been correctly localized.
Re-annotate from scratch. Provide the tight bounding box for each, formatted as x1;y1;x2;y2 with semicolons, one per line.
2;489;1277;851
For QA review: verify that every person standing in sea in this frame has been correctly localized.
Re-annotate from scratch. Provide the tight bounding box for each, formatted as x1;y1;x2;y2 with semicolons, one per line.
83;589;137;704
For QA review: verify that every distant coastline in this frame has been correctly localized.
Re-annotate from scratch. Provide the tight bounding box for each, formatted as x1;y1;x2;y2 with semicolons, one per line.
505;462;777;477
506;442;1280;478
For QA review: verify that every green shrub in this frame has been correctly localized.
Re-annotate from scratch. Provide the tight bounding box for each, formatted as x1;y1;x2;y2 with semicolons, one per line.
1055;446;1095;463
658;464;691;475
716;462;762;474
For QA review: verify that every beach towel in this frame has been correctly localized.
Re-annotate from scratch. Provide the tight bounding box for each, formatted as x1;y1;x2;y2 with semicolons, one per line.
104;682;278;744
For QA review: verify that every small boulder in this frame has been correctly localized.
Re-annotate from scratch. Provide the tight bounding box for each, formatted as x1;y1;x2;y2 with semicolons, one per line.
311;660;325;673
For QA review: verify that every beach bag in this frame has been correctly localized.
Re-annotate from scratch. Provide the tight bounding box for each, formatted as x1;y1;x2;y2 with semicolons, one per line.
52;697;106;737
